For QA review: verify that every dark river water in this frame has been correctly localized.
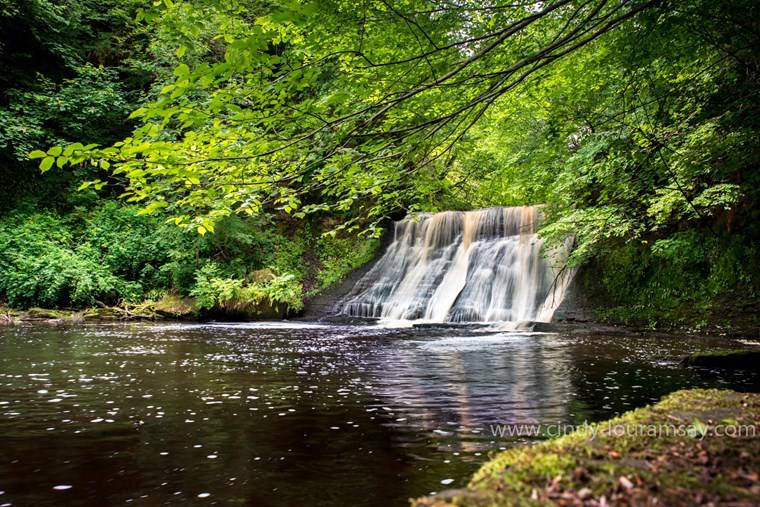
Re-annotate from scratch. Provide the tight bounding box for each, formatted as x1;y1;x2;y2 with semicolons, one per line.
0;322;758;506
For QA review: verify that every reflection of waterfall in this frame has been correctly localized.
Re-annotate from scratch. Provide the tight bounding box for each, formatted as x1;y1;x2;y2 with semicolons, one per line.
336;206;574;324
366;332;574;453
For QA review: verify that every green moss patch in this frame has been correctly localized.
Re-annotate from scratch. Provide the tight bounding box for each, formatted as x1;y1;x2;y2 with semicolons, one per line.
413;389;760;506
151;295;200;320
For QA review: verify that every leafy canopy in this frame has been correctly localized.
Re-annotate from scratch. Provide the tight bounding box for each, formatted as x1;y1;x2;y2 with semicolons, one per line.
39;0;662;235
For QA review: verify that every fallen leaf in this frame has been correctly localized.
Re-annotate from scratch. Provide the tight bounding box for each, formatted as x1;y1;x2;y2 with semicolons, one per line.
618;476;634;490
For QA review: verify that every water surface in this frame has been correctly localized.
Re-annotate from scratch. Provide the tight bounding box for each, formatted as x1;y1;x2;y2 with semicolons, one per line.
0;322;757;506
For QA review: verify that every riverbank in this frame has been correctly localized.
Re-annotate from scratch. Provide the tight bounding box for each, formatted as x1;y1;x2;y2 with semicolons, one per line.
0;296;201;323
413;389;760;506
4;302;760;343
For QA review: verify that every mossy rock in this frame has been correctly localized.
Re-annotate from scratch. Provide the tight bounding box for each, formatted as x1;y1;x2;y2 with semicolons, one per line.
679;350;760;371
247;268;277;284
152;295;200;320
412;389;760;507
0;306;23;316
249;299;289;319
212;297;289;320
23;307;73;319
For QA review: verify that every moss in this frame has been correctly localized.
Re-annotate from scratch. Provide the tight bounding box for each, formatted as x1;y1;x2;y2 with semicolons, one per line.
413;389;760;506
23;307;73;319
151;295;200;320
210;297;289;320
0;306;22;316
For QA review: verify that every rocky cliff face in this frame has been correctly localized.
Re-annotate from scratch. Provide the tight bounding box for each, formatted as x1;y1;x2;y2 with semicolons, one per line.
550;267;600;324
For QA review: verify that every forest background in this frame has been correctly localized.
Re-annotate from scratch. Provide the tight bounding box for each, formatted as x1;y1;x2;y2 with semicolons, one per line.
1;0;758;328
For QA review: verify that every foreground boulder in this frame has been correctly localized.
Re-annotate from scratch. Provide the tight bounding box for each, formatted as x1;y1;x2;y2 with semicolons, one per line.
413;389;760;506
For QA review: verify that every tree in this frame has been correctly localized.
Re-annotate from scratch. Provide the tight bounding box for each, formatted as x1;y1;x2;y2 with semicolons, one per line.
41;0;662;234
0;0;152;210
23;0;760;320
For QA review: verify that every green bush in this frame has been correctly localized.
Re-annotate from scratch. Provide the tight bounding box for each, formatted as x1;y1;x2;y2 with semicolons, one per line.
594;230;759;325
0;212;125;308
83;202;202;293
0;201;378;314
190;262;303;314
0;204;203;308
311;234;379;294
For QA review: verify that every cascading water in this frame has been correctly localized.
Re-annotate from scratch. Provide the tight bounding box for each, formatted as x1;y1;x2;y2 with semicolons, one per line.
336;206;574;324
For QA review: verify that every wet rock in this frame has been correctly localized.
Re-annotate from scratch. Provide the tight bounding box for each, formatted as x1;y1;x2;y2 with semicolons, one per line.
679;350;760;371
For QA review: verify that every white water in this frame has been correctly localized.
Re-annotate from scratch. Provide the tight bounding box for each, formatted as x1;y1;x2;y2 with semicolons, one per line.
337;206;575;324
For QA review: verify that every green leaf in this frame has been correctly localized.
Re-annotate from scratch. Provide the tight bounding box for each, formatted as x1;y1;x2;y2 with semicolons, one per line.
176;45;186;58
63;143;84;157
47;146;63;157
56;156;67;169
688;418;709;439
29;150;47;159
40;156;55;173
174;64;190;77
129;108;148;119
137;201;168;215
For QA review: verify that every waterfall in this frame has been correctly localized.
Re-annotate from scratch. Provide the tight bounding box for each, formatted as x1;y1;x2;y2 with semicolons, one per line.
336;206;574;324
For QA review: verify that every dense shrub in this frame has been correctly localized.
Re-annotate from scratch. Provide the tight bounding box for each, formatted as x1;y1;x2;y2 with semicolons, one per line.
191;262;304;315
0;202;375;312
0;204;201;308
0;212;124;307
594;231;759;326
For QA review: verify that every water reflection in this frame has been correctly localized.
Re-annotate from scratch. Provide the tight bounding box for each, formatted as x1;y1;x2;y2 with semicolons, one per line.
371;332;573;454
0;323;757;506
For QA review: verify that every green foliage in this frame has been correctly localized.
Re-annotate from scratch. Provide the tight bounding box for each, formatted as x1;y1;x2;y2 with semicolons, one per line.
1;0;398;317
41;0;664;235
593;232;759;325
0;202;327;313
190;263;241;309
81;202;203;293
190;262;304;314
0;65;131;160
5;0;759;323
0;212;125;308
252;272;304;313
311;234;379;294
0;202;210;308
0;0;155;210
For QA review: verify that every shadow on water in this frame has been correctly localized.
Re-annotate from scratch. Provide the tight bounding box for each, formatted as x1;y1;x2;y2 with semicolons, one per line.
0;322;757;506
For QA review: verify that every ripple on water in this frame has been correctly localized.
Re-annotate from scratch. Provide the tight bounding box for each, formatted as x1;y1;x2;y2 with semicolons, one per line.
412;332;537;351
0;323;757;507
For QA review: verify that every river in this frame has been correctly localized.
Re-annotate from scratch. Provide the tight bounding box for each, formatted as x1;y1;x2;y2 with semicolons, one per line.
0;322;757;506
